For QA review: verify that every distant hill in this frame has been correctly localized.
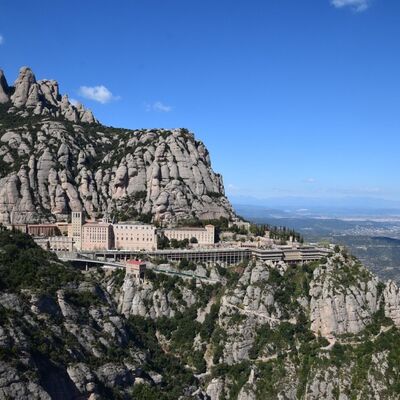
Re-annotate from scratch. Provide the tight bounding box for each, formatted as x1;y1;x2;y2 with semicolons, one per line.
231;196;400;213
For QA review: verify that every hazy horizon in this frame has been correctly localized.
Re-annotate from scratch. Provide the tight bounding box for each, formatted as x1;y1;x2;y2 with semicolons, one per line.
229;194;400;210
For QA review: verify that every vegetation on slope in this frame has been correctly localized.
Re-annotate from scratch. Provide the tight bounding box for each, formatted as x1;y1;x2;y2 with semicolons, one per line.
3;230;400;398
0;231;199;399
0;229;81;294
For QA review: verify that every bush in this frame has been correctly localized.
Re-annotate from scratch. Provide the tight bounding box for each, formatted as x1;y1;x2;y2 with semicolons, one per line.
130;385;160;400
64;290;101;308
127;316;196;398
170;238;189;249
0;231;81;294
200;303;220;339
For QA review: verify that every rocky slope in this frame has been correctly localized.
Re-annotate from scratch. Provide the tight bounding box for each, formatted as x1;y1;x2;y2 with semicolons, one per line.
0;230;205;399
0;67;234;224
109;251;400;400
4;232;400;398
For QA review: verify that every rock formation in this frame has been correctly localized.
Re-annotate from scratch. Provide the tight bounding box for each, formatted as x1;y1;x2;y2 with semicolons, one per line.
4;228;400;398
109;251;400;399
1;66;96;123
0;67;234;224
309;253;380;336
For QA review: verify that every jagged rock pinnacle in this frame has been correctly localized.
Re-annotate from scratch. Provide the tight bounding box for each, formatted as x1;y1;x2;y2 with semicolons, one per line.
1;66;97;124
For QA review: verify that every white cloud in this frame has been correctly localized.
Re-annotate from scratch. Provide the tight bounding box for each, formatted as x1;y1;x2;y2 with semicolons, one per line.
331;0;370;12
78;85;119;104
304;177;317;183
0;35;4;45
145;101;172;113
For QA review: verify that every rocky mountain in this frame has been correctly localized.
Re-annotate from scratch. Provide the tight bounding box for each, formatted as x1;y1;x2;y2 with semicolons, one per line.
0;67;234;224
0;230;203;399
110;252;400;399
3;230;400;399
0;67;97;124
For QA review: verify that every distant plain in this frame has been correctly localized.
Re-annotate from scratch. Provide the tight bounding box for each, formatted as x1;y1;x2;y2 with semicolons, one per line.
234;202;400;283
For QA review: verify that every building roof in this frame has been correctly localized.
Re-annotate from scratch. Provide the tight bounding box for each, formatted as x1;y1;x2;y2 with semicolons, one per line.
126;259;146;265
164;227;208;232
83;222;111;227
114;221;153;226
28;224;57;227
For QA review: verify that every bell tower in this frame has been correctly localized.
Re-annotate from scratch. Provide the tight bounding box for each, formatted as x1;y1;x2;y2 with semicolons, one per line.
71;211;84;251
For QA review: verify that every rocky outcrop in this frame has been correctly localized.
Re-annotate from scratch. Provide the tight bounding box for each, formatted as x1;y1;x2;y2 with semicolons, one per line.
206;378;225;400
303;350;392;400
0;285;151;399
309;253;380;337
67;363;98;397
3;66;96;123
237;370;256;400
0;67;234;224
217;261;285;364
0;236;164;399
384;280;400;326
107;250;400;399
0;362;51;400
116;273;197;318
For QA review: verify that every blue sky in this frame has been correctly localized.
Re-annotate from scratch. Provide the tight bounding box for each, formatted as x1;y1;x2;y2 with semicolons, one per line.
1;0;399;204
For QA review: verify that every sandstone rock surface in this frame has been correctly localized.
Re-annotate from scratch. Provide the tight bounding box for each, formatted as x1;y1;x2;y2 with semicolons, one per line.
0;68;234;224
309;253;380;337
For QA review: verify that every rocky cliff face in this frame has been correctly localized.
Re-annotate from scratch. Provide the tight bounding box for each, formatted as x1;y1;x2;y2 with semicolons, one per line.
0;231;205;399
309;253;380;337
108;251;400;399
0;67;234;224
4;231;400;398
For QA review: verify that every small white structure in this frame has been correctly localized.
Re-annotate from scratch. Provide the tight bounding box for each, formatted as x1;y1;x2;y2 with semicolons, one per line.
33;236;74;252
49;236;74;252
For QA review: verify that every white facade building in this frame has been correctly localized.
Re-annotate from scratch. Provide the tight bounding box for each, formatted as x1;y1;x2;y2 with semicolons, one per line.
49;236;74;252
163;225;215;245
82;222;113;251
113;222;157;251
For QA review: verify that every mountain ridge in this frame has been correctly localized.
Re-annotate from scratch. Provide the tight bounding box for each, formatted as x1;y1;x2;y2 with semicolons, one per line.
0;67;234;224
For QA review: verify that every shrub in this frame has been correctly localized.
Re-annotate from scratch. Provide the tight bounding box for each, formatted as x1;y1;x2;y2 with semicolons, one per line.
64;290;101;308
0;231;81;294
